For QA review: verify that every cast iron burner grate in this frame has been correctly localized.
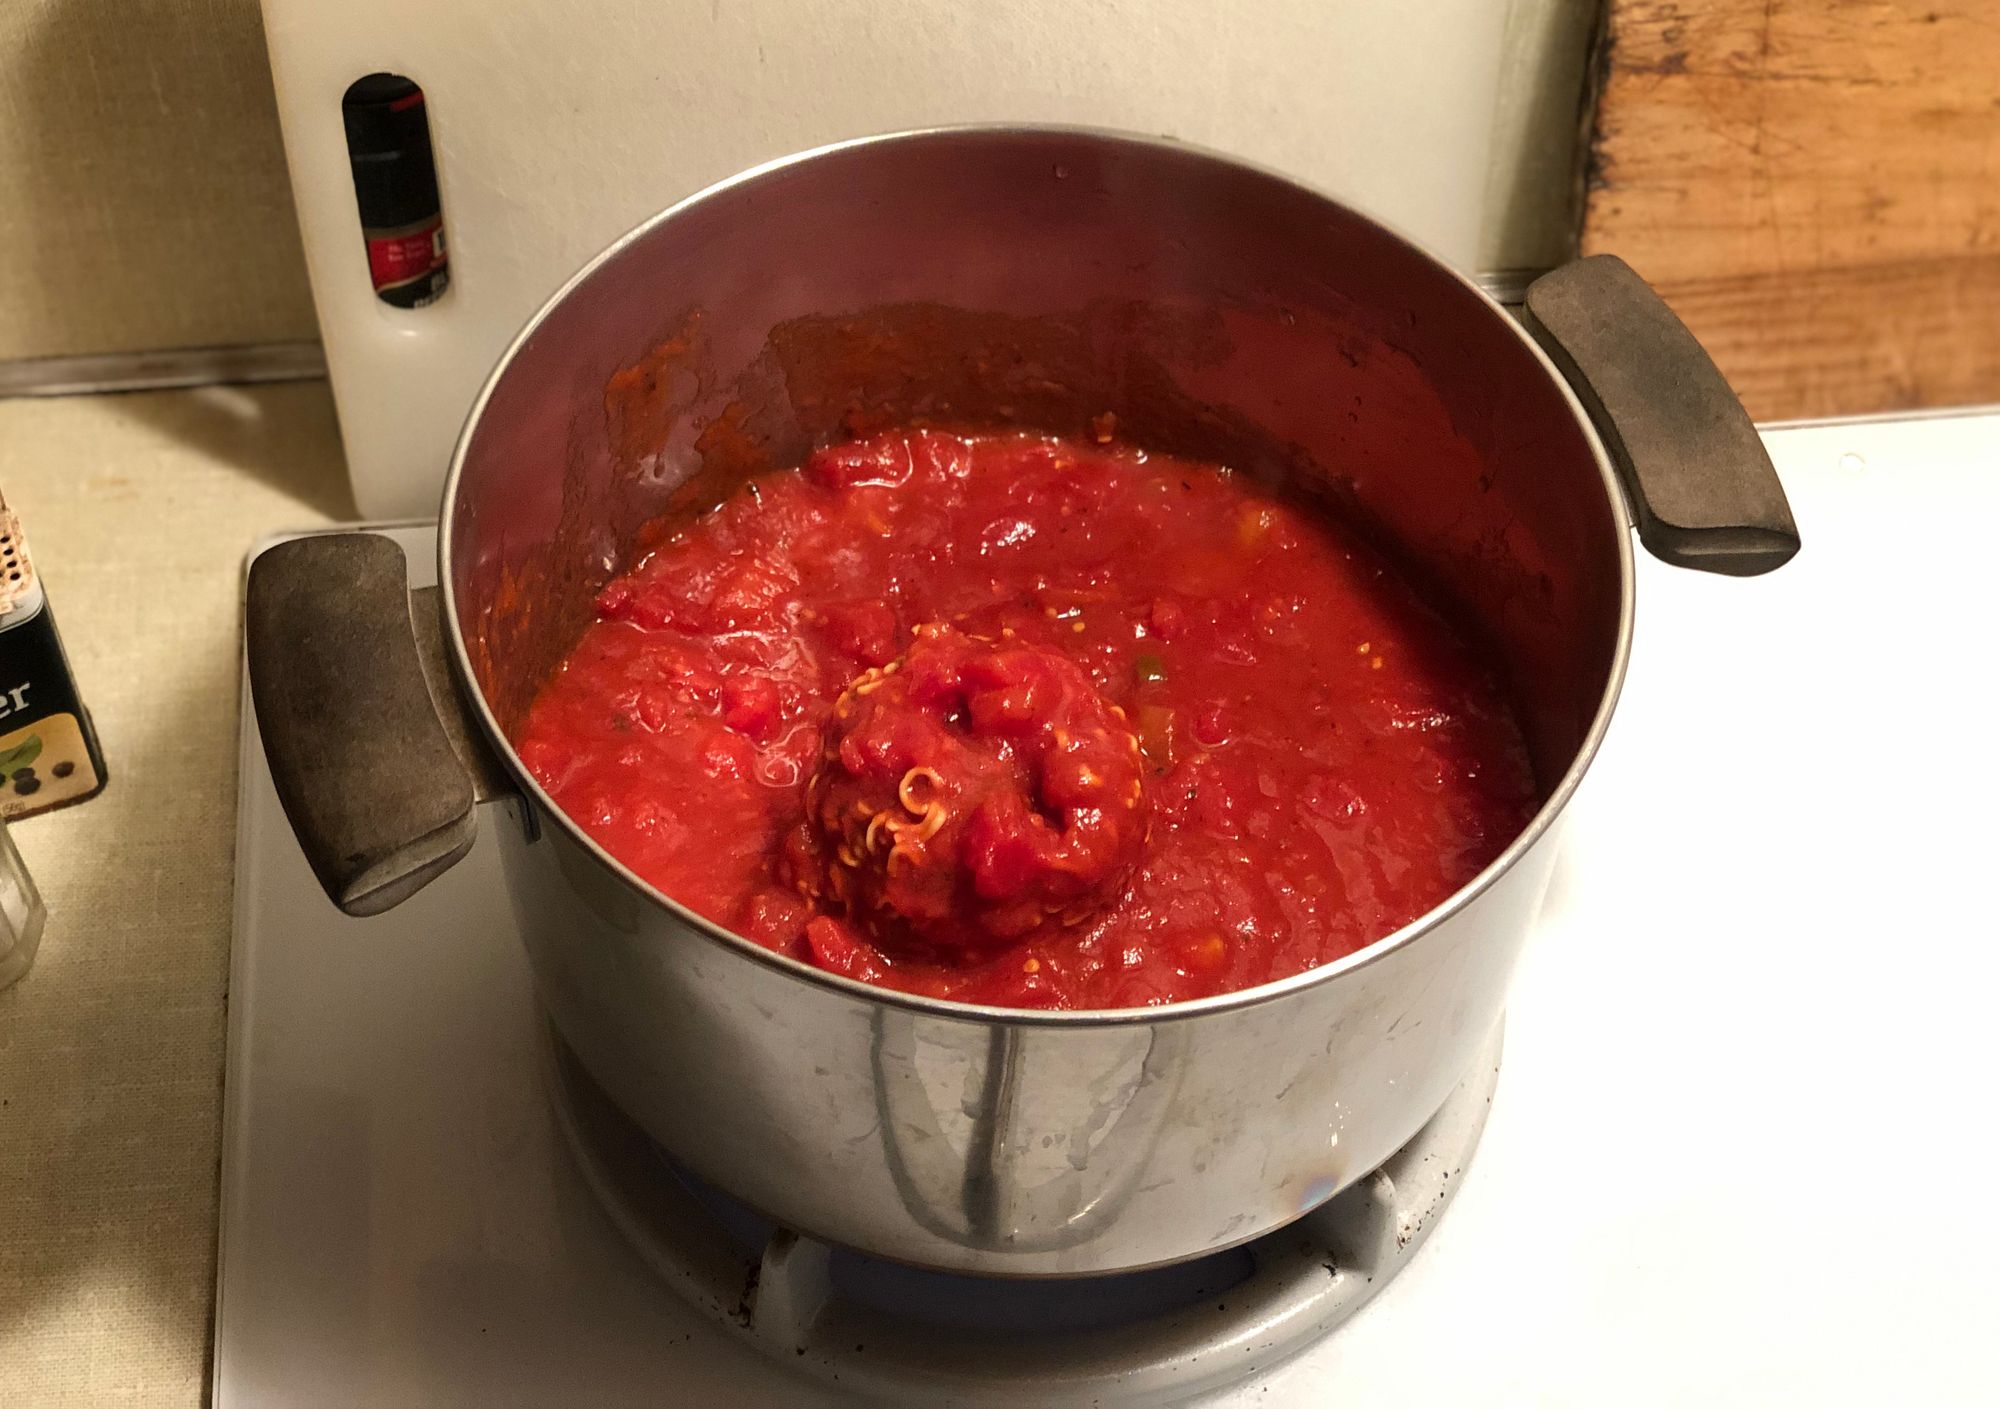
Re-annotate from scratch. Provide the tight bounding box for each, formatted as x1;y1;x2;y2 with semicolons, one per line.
541;1022;1502;1407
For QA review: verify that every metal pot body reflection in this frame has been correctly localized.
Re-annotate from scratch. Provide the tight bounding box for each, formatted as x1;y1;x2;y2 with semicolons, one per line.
244;128;1799;1276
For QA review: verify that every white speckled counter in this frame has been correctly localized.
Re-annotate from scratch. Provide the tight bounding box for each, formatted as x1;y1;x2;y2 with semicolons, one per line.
0;383;349;1407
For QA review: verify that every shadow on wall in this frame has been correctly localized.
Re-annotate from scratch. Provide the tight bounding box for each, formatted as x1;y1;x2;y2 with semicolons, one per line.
1478;0;1600;277
0;0;352;515
0;0;320;361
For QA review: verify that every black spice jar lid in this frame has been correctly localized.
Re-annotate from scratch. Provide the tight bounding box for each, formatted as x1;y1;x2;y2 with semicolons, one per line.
343;74;440;232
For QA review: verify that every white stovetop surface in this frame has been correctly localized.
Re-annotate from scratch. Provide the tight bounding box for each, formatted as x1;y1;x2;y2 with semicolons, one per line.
214;413;2000;1407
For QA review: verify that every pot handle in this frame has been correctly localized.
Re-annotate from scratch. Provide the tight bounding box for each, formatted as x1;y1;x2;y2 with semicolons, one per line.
1521;254;1800;576
246;532;506;916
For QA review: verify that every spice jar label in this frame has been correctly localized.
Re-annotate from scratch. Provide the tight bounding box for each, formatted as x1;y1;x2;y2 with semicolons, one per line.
0;712;99;818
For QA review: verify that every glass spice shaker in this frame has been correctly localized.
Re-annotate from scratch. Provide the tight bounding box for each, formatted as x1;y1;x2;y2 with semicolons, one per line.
0;813;45;990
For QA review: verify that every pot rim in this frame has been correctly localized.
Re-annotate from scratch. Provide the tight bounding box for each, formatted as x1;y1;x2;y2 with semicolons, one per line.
438;122;1637;1030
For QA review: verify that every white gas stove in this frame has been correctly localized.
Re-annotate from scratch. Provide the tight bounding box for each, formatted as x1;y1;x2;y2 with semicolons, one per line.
213;413;2000;1407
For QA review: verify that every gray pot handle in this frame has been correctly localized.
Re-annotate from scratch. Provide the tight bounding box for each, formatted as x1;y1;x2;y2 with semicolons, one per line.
1521;254;1800;576
246;532;505;916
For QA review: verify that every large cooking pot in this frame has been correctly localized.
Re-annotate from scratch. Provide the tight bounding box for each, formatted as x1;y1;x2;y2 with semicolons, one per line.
245;127;1796;1277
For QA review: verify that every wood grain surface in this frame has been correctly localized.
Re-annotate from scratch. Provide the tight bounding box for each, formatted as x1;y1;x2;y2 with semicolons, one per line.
1583;0;2000;420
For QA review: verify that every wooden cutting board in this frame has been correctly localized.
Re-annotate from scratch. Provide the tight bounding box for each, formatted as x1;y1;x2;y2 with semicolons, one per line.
1582;0;2000;421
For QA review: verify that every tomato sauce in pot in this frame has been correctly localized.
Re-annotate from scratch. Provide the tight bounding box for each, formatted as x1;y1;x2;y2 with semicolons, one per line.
515;430;1536;1009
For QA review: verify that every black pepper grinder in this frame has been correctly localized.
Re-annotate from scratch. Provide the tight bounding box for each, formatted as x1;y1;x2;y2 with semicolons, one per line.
343;74;450;309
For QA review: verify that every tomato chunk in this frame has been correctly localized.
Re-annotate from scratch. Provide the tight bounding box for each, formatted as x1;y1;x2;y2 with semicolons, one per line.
516;429;1537;1009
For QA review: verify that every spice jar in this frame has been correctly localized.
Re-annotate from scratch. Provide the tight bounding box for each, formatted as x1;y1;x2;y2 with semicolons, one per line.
0;497;108;820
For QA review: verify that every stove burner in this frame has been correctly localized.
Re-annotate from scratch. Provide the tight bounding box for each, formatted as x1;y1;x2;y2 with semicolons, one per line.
541;1023;1502;1406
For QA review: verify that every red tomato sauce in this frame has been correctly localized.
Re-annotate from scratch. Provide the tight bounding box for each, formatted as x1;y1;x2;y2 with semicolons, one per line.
515;430;1537;1009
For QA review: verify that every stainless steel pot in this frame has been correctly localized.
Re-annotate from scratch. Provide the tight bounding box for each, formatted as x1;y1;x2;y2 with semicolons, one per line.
245;127;1797;1277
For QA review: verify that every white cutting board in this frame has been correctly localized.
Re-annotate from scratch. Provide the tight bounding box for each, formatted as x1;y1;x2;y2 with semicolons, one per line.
260;0;1510;519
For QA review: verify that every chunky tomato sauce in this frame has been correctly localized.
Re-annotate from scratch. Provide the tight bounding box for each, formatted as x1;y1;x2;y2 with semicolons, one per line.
516;430;1536;1009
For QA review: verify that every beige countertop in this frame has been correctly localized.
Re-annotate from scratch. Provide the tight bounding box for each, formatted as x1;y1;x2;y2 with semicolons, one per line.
0;382;351;1406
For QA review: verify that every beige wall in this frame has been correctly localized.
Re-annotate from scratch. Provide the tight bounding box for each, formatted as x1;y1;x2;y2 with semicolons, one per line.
0;0;317;361
1481;0;1599;277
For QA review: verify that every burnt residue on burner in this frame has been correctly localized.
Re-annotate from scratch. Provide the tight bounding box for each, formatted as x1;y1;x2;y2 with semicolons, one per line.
733;1261;761;1329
